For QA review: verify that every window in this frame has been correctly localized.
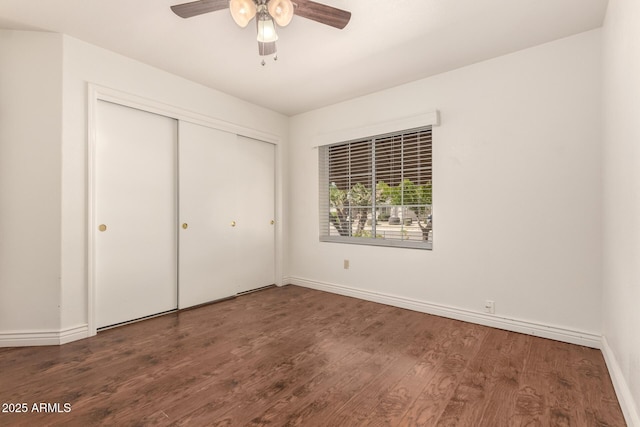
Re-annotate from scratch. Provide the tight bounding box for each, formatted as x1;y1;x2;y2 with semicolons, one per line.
319;126;433;249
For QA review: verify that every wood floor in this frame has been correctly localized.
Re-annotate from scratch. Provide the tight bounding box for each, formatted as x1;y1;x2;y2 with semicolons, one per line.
0;285;626;426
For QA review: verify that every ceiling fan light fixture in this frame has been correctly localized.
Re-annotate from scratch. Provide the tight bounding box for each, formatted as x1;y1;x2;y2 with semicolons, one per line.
268;0;294;27
258;41;277;58
171;0;351;63
229;0;256;28
257;15;278;43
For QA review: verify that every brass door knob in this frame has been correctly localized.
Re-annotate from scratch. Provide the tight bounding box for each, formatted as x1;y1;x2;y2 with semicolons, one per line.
98;224;107;232
230;221;236;227
270;220;275;225
182;223;188;229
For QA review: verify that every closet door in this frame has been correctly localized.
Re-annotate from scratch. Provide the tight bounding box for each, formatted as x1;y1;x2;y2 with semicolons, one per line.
178;122;239;308
94;101;178;329
234;136;276;294
178;123;276;308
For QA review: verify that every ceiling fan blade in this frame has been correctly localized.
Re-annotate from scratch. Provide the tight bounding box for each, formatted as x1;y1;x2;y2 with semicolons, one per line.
171;0;229;18
258;41;277;56
292;0;351;29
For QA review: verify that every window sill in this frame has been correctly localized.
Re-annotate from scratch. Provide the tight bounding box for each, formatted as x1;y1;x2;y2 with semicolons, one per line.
320;236;432;250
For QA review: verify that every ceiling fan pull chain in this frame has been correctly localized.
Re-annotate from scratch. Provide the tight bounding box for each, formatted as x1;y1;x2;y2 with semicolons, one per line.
261;52;278;65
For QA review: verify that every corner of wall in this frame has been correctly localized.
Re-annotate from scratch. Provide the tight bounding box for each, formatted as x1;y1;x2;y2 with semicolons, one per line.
601;336;640;426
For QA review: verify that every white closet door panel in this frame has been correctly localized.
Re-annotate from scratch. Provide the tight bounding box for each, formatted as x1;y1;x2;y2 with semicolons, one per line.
95;101;178;328
178;122;239;308
235;136;276;293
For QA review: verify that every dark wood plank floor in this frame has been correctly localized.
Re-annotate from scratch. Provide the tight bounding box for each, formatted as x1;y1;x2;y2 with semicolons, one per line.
0;285;626;426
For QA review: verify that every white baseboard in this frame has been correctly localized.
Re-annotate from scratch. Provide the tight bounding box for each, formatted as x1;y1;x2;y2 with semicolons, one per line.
286;277;601;349
0;324;89;347
601;336;640;427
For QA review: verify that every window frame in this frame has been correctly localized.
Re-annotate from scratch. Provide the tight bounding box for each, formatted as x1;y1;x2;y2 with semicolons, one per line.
319;125;434;250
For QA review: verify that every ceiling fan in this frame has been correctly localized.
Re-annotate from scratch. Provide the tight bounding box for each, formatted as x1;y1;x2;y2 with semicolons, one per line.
171;0;351;64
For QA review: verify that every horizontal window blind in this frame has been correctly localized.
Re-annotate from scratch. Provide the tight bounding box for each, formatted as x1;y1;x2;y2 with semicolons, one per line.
319;126;433;249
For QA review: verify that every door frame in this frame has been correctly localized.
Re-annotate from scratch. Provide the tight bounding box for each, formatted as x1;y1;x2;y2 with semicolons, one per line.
87;84;283;336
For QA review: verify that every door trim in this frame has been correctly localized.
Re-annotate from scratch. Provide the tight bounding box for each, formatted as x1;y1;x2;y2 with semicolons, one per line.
87;84;282;337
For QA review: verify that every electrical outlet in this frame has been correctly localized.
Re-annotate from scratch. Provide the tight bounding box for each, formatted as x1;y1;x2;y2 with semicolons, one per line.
484;300;495;314
344;259;350;269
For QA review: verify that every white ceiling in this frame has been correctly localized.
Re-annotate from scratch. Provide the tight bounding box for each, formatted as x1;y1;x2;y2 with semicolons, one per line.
0;0;608;116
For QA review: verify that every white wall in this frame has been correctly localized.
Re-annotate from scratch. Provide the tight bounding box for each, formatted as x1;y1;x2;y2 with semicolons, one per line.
0;30;289;344
602;0;640;424
288;29;603;346
0;31;63;333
